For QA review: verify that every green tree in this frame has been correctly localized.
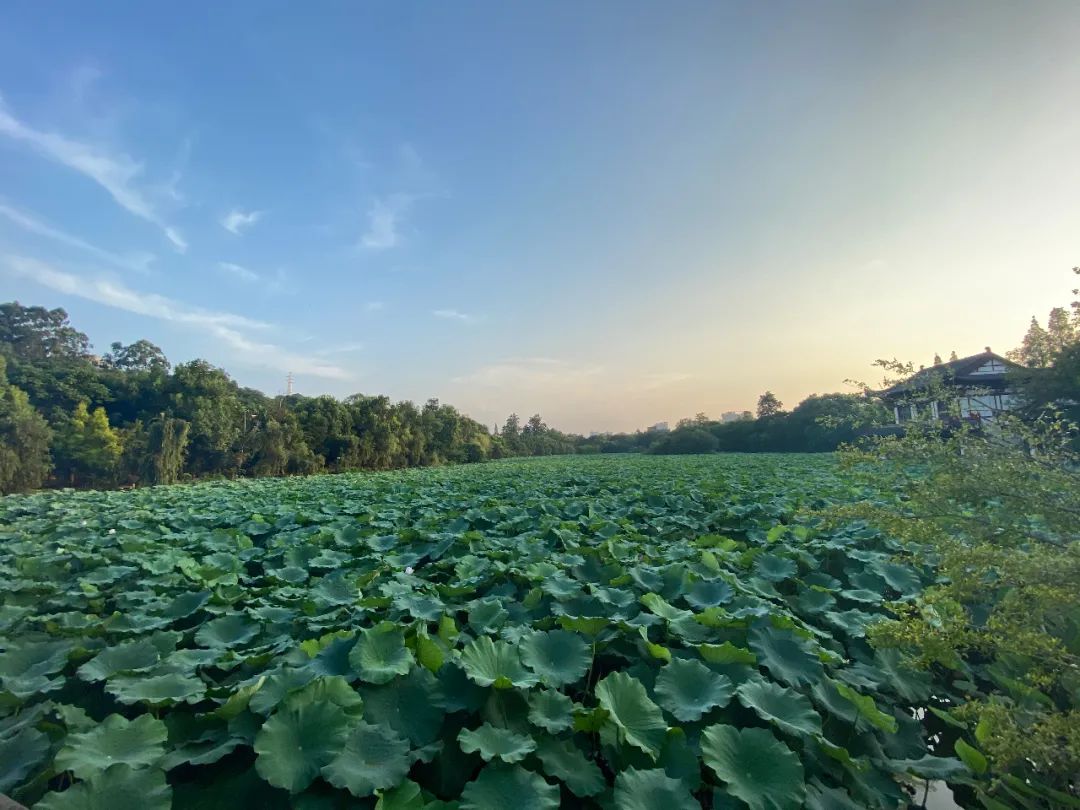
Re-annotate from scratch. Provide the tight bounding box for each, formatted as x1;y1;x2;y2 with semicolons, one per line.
0;302;90;361
143;415;190;485
103;340;170;373
0;355;52;493
54;402;122;486
756;391;783;418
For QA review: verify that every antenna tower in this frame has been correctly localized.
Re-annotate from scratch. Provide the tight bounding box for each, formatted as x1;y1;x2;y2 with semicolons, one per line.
286;372;294;396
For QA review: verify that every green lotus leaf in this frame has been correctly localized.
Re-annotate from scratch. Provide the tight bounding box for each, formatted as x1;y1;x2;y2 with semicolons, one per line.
361;666;446;745
655;657;735;722
282;674;364;715
804;778;864;810
656;727;702;790
697;642;757;666
253;700;354;793
0;638;73;698
161;590;211;620
595;671;668;758
533;736;605;797
641;593;692;621
753;554;797;582
194;614;260;649
748;623;824;688
873;648;931;703
833;682;899;733
701;725;805;810
557;615;609;636
613;767;698;810
460;764;560;810
54;713;167;779
468;598;509;633
321;721;412;797
77;640;161;682
459;636;538;689
890;755;968;780
0;725;50;793
213;674;266;720
349;622;414;684
248;666;315;715
527;688;575;733
684;579;734;609
36;763;172;810
520;630;591;687
458;723;536;763
736;679;822;738
375;779;424;810
105;671;206;705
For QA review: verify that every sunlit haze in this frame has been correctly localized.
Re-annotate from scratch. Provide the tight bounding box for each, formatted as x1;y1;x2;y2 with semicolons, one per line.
2;3;1078;433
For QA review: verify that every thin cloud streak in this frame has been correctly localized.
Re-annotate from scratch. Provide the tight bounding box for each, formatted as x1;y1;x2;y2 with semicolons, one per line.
218;261;259;282
0;200;154;273
0;96;186;252
221;208;262;235
4;254;351;381
433;308;473;323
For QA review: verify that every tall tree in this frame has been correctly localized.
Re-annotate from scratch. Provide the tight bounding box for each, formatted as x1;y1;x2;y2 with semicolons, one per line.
0;356;52;493
54;402;122;486
756;391;783;418
0;302;90;361
103;340;170;373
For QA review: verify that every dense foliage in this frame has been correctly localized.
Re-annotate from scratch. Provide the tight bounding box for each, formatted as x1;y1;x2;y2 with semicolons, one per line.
1;454;978;808
832;419;1080;808
0;302;581;494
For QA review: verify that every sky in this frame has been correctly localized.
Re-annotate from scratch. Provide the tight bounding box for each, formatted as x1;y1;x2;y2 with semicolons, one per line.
1;2;1078;434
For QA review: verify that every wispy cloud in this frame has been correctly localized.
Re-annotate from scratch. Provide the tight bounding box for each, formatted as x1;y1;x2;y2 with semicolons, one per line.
0;200;154;273
360;194;412;250
4;254;350;381
453;357;603;387
316;341;365;355
221;208;262;235
365;301;385;312
0;95;185;252
218;261;259;282
433;308;474;323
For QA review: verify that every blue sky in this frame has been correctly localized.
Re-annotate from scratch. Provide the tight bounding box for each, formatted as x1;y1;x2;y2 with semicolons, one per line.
2;2;1078;433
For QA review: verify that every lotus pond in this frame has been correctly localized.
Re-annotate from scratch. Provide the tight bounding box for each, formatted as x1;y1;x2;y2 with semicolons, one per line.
0;454;961;808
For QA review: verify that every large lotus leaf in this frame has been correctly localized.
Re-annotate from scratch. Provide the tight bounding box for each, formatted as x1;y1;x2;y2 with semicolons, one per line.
527;688;575;733
753;554;797;582
684;579;734;609
613;767;698;810
890;755;968;780
736;679;822;738
804;778;864;810
748;623;824;688
458;723;537;763
460;764;560;810
321;721;411;797
36;763;172;810
54;713;167;779
655;658;735;722
349;622;414;684
0;639;73;698
361;666;446;745
77;640;161;682
105;671;206;705
375;779;424;810
459;636;538;689
834;682;899;733
595;671;668;758
520;630;591;687
194;614;260;649
533;736;605;797
701;725;805;810
873;648;932;703
282;675;364;715
248;666;315;715
254;700;353;792
0;724;50;793
468;598;510;633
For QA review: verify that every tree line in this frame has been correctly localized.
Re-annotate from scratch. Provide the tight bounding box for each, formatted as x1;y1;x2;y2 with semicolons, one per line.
0;302;578;493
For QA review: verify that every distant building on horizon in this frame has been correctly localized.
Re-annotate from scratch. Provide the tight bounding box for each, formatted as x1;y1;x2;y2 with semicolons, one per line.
647;422;670;433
